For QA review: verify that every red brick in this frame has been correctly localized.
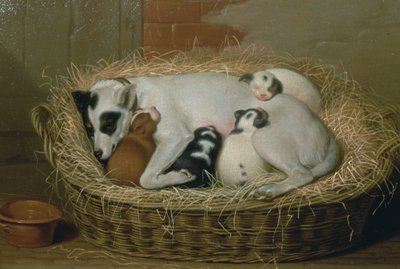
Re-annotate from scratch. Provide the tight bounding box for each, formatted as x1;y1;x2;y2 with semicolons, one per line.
143;23;173;46
144;0;201;23
201;0;248;15
173;23;246;47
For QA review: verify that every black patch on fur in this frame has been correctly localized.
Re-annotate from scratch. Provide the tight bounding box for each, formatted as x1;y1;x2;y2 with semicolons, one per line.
89;93;99;110
234;110;245;121
232;108;269;133
241;171;247;177
99;112;121;136
253;109;269;129
268;77;283;97
112;77;131;85
72;90;94;142
167;126;222;188
230;128;243;135
238;73;254;84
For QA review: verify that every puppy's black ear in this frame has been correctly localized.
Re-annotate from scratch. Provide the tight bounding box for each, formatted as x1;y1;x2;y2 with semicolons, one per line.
72;90;91;112
239;73;254;84
269;78;283;96
253;109;269;129
234;110;245;120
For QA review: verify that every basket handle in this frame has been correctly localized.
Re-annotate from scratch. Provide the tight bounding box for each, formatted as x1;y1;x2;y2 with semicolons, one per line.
380;104;400;132
31;103;58;168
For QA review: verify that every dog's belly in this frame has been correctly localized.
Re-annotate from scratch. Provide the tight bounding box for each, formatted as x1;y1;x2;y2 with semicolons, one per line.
134;72;261;137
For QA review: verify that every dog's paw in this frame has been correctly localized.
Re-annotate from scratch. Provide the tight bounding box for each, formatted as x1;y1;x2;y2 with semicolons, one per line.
159;170;196;186
248;183;285;200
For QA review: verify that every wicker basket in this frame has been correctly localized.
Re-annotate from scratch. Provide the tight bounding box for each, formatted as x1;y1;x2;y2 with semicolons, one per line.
31;48;400;263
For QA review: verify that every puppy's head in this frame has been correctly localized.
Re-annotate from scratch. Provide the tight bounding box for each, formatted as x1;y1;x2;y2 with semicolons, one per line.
129;107;160;138
86;80;137;161
239;70;282;101
232;108;269;134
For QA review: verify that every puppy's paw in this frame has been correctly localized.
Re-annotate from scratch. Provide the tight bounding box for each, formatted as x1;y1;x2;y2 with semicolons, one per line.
248;183;285;200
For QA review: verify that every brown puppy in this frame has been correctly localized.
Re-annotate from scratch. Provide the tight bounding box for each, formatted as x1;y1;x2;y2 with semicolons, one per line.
106;107;160;186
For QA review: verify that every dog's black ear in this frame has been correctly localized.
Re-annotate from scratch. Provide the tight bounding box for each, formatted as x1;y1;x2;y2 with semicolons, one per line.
269;78;283;96
234;110;245;120
239;73;254;84
113;84;137;110
253;109;269;129
72;90;91;112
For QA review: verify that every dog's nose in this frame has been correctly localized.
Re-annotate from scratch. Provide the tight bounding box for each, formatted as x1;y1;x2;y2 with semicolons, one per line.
94;150;103;160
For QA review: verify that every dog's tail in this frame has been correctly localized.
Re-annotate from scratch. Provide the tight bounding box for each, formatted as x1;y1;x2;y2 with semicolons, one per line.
311;132;340;178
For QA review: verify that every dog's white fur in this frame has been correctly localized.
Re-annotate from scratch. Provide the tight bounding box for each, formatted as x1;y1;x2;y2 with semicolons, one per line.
245;71;339;200
87;70;326;197
217;109;271;186
248;68;321;114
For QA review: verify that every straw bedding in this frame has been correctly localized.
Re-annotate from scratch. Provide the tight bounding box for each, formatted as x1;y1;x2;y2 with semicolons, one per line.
32;46;400;263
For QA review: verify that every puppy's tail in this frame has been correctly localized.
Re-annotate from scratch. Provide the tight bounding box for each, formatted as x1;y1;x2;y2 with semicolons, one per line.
311;133;340;178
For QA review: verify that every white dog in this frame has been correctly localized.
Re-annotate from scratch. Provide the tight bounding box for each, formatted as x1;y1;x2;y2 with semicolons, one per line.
76;69;324;198
239;70;339;199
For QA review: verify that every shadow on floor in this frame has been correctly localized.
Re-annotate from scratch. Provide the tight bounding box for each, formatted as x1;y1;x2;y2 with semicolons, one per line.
53;219;80;245
351;167;400;250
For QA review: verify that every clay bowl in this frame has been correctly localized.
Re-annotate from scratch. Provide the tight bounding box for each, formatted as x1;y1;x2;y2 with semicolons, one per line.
0;199;62;247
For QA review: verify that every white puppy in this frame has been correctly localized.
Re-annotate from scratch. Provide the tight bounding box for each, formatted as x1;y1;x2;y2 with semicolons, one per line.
239;68;321;114
239;71;339;200
217;108;271;186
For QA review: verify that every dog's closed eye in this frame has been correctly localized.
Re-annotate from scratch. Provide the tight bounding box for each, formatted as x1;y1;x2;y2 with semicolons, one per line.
100;112;121;135
103;122;117;134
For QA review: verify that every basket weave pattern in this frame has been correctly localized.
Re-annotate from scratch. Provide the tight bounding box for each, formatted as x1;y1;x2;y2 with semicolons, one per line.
31;48;400;262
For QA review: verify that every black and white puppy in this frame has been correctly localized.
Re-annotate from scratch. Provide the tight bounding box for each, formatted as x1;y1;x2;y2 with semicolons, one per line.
239;68;321;114
217;108;271;186
167;126;222;188
239;71;340;200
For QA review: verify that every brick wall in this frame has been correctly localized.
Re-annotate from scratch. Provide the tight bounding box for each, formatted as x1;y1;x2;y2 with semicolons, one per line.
142;0;247;57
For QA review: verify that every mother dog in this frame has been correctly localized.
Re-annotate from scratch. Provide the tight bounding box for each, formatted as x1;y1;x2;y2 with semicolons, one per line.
76;69;324;199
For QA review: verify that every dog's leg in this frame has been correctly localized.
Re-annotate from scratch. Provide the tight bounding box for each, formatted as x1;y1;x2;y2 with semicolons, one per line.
249;168;314;200
249;129;314;200
139;126;196;189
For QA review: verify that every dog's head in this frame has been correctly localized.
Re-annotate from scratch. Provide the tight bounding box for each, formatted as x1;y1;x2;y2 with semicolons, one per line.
239;70;283;101
73;79;137;161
